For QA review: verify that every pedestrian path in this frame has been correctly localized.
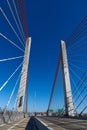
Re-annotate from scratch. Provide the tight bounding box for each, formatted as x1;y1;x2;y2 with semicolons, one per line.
0;117;30;130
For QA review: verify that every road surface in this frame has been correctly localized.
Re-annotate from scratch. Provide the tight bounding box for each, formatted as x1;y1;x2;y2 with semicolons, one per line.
38;116;87;130
1;116;87;130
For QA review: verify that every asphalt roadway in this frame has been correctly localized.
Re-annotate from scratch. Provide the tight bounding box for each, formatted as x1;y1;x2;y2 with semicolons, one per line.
38;116;87;130
0;116;87;130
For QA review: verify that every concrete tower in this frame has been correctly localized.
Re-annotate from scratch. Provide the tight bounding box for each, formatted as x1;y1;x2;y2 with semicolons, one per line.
61;40;75;116
16;37;31;112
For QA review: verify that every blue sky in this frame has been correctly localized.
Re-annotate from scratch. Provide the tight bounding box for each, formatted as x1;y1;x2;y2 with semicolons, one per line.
0;0;87;112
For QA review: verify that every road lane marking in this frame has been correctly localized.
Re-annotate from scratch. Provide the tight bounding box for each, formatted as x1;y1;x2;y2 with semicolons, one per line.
0;124;5;127
38;117;68;130
36;117;54;130
7;118;25;130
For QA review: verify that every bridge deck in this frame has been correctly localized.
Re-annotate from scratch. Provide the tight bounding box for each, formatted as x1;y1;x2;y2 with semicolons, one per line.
38;116;87;130
1;116;87;130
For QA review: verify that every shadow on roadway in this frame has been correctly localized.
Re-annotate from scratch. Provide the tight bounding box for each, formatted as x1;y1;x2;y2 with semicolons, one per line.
25;116;38;130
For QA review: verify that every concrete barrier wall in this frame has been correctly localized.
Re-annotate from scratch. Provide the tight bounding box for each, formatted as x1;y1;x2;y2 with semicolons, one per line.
0;111;24;125
34;117;49;130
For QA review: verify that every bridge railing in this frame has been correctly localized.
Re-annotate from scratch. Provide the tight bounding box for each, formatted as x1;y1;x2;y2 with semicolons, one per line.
0;111;24;125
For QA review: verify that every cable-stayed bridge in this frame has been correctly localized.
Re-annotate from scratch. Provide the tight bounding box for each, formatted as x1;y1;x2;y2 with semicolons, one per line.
0;0;87;130
48;16;87;118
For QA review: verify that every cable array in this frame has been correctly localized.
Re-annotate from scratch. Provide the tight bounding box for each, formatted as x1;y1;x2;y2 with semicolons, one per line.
0;0;28;111
66;15;87;115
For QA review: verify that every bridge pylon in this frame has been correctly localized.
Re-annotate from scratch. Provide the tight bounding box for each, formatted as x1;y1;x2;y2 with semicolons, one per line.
16;37;31;113
61;40;75;116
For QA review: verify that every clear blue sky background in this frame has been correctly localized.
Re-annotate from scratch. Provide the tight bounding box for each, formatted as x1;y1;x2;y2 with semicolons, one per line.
0;0;87;112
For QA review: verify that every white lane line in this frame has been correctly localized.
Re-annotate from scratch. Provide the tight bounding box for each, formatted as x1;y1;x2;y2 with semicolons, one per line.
7;118;25;130
36;117;54;130
36;117;48;126
36;117;68;130
0;124;5;127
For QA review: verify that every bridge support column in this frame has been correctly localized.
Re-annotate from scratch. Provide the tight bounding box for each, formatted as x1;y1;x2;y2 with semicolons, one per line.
61;40;75;116
16;37;31;113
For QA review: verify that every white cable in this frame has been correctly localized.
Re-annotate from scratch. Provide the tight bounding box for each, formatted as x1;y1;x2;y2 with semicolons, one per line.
0;62;22;91
12;0;25;41
67;35;87;52
67;53;87;58
5;72;21;110
67;47;87;56
68;58;87;63
67;38;87;53
69;66;87;90
0;33;24;52
0;56;23;62
6;0;25;45
70;74;86;107
68;61;86;72
0;8;24;47
13;93;18;110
